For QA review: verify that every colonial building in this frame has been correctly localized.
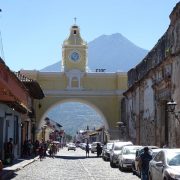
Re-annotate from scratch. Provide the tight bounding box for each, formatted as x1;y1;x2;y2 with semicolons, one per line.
15;72;44;145
0;57;31;161
123;2;180;147
0;57;44;162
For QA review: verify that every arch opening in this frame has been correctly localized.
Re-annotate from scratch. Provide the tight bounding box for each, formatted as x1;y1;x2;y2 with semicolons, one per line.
38;99;109;137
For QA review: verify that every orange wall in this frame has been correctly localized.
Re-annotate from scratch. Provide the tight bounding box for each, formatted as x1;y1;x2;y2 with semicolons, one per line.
0;63;29;108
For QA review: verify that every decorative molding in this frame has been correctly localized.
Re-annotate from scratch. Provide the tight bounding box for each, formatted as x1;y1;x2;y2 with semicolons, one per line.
43;89;124;97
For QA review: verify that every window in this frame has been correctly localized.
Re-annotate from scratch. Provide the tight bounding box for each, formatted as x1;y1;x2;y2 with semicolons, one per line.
154;152;162;162
74;30;76;34
71;77;78;88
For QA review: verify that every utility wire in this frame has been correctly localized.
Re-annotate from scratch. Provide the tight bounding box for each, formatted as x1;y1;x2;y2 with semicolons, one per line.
0;8;5;60
0;30;5;60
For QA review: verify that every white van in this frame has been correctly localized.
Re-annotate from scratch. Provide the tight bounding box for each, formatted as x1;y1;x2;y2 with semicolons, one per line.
109;141;133;168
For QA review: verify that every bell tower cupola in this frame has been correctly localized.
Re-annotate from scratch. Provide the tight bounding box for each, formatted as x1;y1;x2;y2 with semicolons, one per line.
62;20;88;72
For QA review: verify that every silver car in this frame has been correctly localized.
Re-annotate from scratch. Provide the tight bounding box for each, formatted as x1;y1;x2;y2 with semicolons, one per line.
68;143;76;151
102;142;113;161
149;149;180;180
118;145;142;171
110;141;133;168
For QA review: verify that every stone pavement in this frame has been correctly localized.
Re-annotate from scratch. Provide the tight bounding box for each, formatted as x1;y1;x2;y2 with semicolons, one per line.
0;156;39;180
10;148;140;180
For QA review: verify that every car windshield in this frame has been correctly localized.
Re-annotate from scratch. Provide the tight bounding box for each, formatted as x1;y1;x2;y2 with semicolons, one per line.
69;143;75;146
123;147;140;155
114;145;122;150
167;152;180;166
114;143;132;150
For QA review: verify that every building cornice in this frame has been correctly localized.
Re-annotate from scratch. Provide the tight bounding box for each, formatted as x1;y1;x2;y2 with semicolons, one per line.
43;89;125;97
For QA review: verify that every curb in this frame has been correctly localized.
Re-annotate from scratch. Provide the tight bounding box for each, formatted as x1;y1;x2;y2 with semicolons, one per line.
0;157;38;180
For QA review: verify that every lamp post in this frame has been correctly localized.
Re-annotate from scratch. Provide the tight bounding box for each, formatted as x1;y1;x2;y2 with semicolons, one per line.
41;125;47;141
116;122;126;140
167;99;180;122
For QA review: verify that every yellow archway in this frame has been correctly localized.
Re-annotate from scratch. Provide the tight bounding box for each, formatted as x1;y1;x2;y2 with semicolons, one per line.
20;23;127;139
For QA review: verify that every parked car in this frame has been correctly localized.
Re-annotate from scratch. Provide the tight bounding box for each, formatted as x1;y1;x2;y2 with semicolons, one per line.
79;143;86;150
118;145;142;171
67;143;76;151
109;141;133;168
91;142;102;153
149;149;180;180
102;142;113;161
132;146;159;177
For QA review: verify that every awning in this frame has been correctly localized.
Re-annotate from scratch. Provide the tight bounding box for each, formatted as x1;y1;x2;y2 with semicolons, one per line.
0;58;31;113
96;127;104;131
89;131;99;136
21;81;44;99
5;101;31;114
14;72;44;99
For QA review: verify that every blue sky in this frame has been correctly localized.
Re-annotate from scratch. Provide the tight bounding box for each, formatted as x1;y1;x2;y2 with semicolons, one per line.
0;0;179;71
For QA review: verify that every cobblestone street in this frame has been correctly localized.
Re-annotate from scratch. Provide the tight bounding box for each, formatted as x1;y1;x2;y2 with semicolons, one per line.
11;148;140;180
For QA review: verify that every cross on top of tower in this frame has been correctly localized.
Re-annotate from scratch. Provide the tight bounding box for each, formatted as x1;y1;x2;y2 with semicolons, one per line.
74;17;77;25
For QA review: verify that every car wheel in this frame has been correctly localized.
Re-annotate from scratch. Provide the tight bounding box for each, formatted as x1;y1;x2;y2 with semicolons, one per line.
120;162;124;171
118;163;122;170
132;164;136;175
149;172;152;180
110;161;115;168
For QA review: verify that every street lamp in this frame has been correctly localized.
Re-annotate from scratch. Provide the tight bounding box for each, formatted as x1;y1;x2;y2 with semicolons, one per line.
167;99;180;122
116;122;126;140
41;125;47;141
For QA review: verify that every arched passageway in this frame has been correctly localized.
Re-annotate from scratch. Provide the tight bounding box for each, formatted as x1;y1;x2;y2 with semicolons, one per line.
38;99;109;135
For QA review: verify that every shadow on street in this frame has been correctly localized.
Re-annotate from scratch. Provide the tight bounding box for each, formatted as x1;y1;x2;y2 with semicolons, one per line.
54;155;100;160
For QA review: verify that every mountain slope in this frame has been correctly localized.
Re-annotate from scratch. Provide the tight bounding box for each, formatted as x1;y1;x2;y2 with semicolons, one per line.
47;102;104;136
41;33;148;72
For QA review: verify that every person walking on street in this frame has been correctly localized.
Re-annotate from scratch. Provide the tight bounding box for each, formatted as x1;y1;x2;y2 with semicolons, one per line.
96;143;102;157
139;147;152;180
39;145;44;161
85;142;90;157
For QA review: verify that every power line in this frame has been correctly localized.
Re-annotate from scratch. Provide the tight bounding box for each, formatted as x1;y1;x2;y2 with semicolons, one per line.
0;9;5;60
0;30;5;60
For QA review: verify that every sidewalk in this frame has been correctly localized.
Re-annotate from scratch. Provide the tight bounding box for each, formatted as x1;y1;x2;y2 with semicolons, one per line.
0;156;38;180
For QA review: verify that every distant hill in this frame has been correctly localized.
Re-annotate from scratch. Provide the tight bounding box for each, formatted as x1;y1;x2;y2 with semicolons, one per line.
41;33;148;72
47;102;104;136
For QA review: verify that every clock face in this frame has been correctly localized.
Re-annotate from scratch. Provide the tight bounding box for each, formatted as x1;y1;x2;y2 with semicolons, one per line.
70;51;80;62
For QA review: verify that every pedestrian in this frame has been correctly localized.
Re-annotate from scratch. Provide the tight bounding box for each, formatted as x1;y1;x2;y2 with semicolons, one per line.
139;147;152;180
96;143;102;157
85;142;90;157
51;143;56;158
39;145;44;161
5;138;14;164
34;140;40;156
27;140;33;156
